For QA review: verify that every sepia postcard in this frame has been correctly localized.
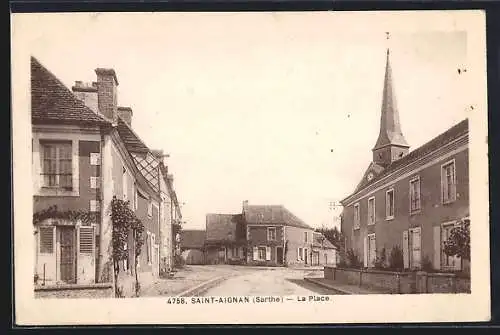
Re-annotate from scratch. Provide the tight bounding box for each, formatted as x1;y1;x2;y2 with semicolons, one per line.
12;10;490;325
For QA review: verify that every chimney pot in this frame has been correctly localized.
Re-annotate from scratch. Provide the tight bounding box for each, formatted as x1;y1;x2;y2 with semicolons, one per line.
117;106;133;126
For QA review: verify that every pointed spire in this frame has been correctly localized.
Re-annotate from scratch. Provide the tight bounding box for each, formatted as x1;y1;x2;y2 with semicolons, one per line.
373;39;409;151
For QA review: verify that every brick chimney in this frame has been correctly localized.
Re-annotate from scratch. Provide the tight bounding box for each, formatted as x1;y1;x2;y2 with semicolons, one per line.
117;106;133;126
72;81;98;113
95;68;119;122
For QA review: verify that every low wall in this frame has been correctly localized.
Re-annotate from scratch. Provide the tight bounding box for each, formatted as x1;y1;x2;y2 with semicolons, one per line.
35;283;114;299
324;267;470;294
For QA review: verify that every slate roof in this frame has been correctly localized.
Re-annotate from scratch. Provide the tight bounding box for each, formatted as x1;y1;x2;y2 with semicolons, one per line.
205;213;245;243
31;56;110;126
345;118;469;201
180;230;206;249
312;232;337;249
243;205;312;229
116;117;160;192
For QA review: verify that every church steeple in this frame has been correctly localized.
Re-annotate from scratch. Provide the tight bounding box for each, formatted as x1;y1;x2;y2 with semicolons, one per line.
372;36;410;167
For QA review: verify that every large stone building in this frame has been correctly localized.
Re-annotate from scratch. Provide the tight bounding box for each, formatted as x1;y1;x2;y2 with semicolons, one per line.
340;49;469;272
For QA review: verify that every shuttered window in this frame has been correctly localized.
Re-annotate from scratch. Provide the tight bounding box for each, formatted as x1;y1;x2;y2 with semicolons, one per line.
79;227;94;254
39;227;54;253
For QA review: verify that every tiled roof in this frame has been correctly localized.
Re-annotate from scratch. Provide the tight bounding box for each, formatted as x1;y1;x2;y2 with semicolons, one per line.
116;117;160;192
31;56;110;126
180;230;206;249
346;118;469;199
206;213;245;243
312;232;337;249
243;205;312;229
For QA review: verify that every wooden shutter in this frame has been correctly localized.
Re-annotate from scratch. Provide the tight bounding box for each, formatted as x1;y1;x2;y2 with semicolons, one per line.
253;247;258;260
433;226;441;270
266;247;271;261
363;236;368;267
297;248;300;261
37;226;57;283
77;226;96;284
403;230;409;269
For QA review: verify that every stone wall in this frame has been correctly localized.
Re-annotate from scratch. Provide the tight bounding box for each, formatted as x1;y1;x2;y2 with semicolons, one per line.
35;283;114;299
324;266;470;294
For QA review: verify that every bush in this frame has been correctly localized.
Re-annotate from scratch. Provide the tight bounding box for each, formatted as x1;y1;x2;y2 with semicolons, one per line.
421;255;434;272
374;247;387;270
388;246;404;271
346;248;362;269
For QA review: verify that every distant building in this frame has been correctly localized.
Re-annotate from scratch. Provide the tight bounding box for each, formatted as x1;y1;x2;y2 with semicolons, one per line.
205;214;246;264
311;232;337;266
243;201;315;266
180;230;206;265
339;49;469;272
204;201;321;267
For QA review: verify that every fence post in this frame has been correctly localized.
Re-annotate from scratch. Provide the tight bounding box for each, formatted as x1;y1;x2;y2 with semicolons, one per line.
452;275;457;293
333;267;336;281
396;273;400;294
43;263;46;286
359;269;363;287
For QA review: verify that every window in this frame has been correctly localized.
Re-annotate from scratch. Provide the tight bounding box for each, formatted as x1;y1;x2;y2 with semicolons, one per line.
304;231;308;243
133;186;138;211
122;167;128;201
233;247;239;257
353;203;360;229
386;188;395;219
258;247;266;260
298;247;304;261
267;227;276;241
367;234;376;268
367;197;375;225
146;232;152;264
409;177;421;213
40;141;72;190
148;201;153;217
442;160;456;203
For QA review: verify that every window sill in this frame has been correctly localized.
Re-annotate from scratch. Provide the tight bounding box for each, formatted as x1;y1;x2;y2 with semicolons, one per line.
36;188;79;197
442;199;456;205
410;209;421;216
386;216;394;221
367;222;375;226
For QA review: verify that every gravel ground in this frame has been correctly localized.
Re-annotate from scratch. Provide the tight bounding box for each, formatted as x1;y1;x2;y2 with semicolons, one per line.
201;267;332;296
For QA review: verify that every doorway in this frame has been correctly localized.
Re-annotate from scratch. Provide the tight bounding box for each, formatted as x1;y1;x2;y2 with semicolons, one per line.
276;247;283;265
59;227;76;283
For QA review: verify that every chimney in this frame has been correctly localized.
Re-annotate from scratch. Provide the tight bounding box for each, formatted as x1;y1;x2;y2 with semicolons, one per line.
95;68;119;122
72;81;98;113
117;106;133;126
242;200;249;209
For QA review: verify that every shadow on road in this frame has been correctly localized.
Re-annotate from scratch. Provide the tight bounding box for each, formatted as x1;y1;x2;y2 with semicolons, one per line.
286;278;343;295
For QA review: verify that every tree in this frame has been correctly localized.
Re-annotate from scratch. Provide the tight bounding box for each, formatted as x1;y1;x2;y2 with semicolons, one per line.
443;218;470;262
315;225;344;249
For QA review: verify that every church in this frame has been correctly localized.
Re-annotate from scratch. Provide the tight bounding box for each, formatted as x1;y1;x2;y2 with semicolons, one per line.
339;47;469;272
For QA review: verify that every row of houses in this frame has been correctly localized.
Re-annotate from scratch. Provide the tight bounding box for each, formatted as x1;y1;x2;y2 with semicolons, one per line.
31;57;183;287
180;201;338;267
339;49;470;273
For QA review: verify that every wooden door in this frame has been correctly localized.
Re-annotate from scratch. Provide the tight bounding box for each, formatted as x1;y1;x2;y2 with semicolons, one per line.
59;227;76;283
276;247;283;265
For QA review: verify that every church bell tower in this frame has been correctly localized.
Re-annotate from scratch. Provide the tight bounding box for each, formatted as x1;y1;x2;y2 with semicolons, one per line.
372;34;410;168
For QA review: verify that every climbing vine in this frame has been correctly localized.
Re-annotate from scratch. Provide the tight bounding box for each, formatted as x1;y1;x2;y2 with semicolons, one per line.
110;196;145;297
33;205;97;226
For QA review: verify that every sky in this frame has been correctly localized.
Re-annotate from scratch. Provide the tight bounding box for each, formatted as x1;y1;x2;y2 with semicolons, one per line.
17;12;476;231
